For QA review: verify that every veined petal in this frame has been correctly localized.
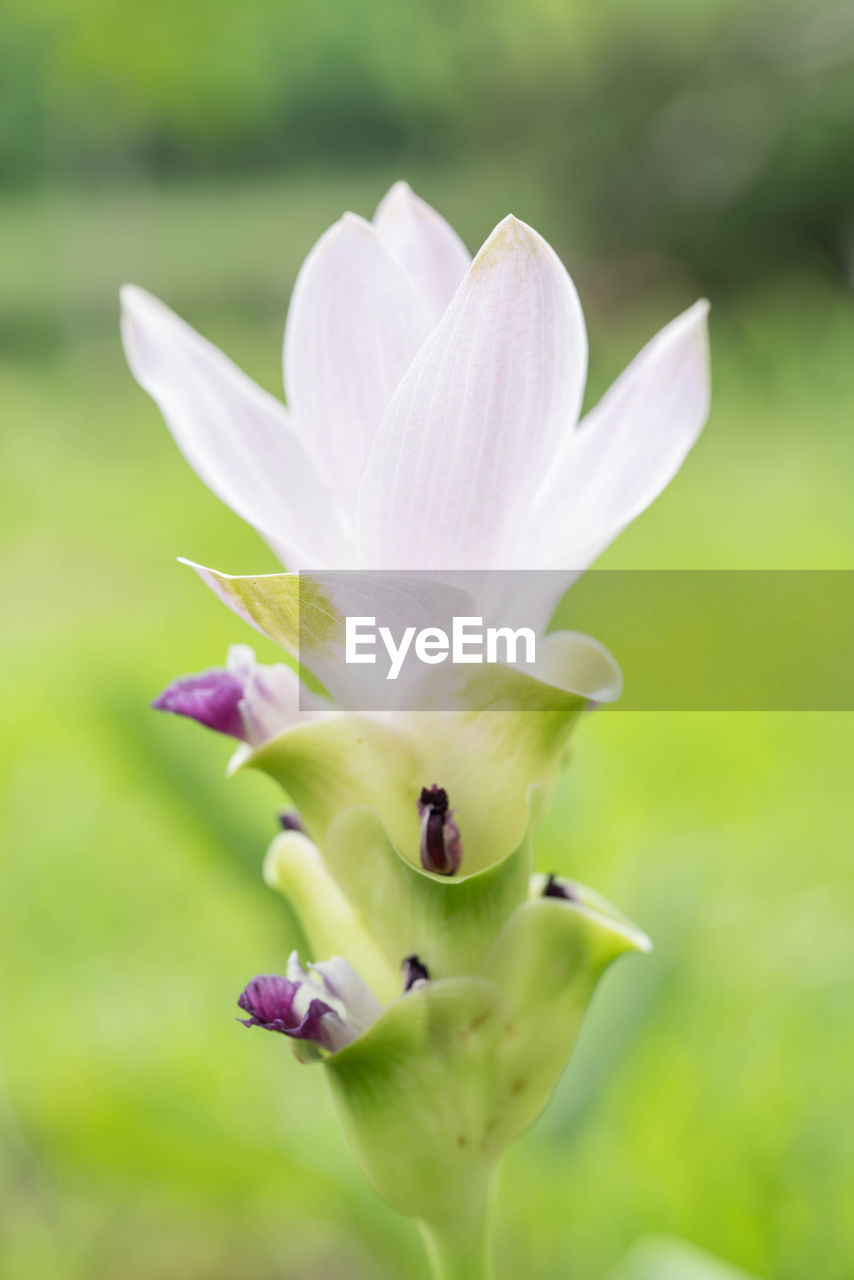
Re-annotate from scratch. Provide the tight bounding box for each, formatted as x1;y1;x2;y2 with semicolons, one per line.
120;285;348;569
283;213;434;514
533;300;711;572
373;181;471;324
355;215;588;570
229;645;309;747
309;956;384;1035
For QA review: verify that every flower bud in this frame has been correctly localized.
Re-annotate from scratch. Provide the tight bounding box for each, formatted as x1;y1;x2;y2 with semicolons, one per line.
153;644;304;747
152;666;245;738
238;952;382;1055
417;785;462;876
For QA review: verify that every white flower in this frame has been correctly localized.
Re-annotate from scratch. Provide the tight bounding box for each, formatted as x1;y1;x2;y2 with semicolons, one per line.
122;181;710;620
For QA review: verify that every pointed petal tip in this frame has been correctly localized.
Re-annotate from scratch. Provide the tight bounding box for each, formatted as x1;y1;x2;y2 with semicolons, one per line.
475;212;563;269
304;211;377;259
177;554;212;578
338;210;375;234
380;179;414;205
119;283;169;321
493;212;535;239
119;282;142;309
665;297;712;360
373;179;419;225
683;296;711;324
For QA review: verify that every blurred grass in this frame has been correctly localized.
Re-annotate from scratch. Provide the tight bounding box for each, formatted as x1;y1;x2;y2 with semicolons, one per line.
1;172;853;1279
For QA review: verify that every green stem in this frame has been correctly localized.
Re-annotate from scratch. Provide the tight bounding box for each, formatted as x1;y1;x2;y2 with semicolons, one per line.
418;1177;497;1280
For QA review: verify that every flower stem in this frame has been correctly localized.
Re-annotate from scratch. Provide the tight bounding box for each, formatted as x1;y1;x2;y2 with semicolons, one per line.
418;1178;497;1280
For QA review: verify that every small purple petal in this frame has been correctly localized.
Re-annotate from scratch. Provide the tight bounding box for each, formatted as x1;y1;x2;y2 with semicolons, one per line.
238;974;298;1026
153;668;247;739
237;974;337;1047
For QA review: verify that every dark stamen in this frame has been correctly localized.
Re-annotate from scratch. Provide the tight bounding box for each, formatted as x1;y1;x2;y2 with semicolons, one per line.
401;955;430;992
278;809;306;834
419;785;448;815
417;784;462;876
543;873;579;902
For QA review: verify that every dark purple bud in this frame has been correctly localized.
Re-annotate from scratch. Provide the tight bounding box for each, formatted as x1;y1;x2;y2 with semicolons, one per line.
237;974;334;1044
152;668;246;740
417;785;462;876
402;954;430;992
543;873;579;903
278;810;306;834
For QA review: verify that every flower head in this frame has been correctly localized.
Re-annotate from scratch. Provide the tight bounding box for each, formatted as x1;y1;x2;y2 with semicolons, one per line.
152;644;309;748
122;181;710;626
238;952;382;1054
152;665;245;739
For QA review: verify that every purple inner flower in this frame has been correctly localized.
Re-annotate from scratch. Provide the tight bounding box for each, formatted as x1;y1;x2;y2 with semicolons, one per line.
237;974;335;1043
152;668;246;739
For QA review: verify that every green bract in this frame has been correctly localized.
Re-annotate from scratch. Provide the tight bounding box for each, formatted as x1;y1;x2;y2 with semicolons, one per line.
282;875;651;1231
263;830;399;1002
199;560;650;1246
178;561;647;1275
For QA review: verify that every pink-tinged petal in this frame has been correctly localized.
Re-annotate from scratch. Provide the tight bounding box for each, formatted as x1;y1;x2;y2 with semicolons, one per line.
355;215;588;569
373;181;471;323
533;300;711;572
120;285;348;569
283;214;434;514
233;649;305;747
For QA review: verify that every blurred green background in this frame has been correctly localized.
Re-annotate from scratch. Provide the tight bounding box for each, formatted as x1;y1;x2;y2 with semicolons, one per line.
1;0;853;1276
